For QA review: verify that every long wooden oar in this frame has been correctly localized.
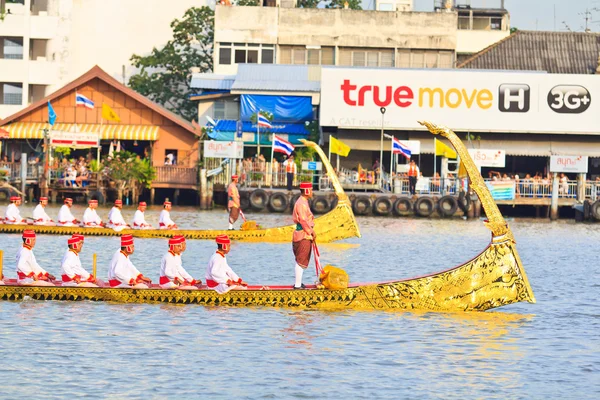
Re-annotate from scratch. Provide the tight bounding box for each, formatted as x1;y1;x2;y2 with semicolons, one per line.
312;241;324;279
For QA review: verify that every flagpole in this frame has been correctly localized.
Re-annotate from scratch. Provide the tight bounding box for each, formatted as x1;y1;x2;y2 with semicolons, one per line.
256;119;260;158
390;135;394;182
328;137;332;163
434;137;437;185
270;135;275;189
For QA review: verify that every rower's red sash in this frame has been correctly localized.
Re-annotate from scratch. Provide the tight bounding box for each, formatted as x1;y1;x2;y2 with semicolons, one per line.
61;274;81;282
206;279;219;288
159;276;171;285
159;222;166;227
17;271;34;280
109;279;123;287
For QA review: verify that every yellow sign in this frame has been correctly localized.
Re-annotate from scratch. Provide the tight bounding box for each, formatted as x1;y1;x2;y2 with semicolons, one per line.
330;136;351;157
102;103;121;122
435;139;456;159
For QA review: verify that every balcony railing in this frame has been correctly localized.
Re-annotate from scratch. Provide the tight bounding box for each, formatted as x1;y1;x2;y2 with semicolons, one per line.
154;166;198;186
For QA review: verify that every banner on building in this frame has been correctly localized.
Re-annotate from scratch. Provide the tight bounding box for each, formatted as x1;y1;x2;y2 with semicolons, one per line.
204;141;243;159
320;67;600;134
486;180;515;201
468;149;506;168
549;155;588;173
241;95;313;123
50;131;99;148
302;161;322;171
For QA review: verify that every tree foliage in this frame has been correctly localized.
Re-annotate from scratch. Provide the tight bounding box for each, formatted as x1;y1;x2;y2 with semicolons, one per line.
236;0;260;5
104;151;156;198
297;0;362;9
129;7;214;121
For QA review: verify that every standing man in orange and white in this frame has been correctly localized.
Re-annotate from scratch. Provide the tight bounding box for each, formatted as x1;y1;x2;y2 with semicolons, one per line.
33;196;54;225
60;235;98;287
4;196;26;224
159;200;178;230
132;201;152;229
407;159;419;196
159;236;200;290
108;234;152;288
283;154;297;191
57;198;79;226
292;182;316;289
227;175;240;230
106;199;128;231
82;199;103;227
205;234;247;294
16;230;56;286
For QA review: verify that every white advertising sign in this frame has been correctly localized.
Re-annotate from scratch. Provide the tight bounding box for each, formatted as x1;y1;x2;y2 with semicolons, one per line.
302;161;323;171
468;149;506;168
204;141;243;159
320;68;600;134
550;155;588;173
50;131;99;148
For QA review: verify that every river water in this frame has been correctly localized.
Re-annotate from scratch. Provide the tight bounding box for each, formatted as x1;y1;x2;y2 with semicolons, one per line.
0;205;598;399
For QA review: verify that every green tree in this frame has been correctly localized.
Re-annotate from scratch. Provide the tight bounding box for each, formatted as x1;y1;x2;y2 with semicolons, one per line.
104;151;156;200
326;0;362;9
129;7;214;121
237;0;260;5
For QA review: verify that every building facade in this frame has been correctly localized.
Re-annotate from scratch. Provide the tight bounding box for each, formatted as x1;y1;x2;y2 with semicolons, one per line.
0;0;205;119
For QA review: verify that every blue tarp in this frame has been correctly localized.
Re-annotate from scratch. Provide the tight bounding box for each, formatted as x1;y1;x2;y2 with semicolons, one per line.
240;95;313;123
209;120;310;145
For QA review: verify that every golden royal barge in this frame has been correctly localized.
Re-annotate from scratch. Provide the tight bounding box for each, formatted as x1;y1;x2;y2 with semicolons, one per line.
0;122;536;312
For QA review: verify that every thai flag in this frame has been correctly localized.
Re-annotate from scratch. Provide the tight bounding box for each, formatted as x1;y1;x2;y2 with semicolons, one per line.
257;112;272;128
76;93;95;109
392;137;412;159
273;135;294;156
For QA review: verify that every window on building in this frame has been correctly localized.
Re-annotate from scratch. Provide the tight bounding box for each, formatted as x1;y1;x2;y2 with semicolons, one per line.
279;46;335;65
218;43;275;65
395;49;455;69
1;82;23;105
213;100;239;120
339;48;394;67
165;149;178;166
490;18;502;30
2;37;24;60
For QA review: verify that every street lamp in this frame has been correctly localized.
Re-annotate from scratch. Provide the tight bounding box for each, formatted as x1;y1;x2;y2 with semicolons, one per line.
379;107;386;190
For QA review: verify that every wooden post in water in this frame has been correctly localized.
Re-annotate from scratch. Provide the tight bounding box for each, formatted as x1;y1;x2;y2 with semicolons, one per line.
92;253;97;279
150;188;155;205
200;169;208;210
174;189;180;206
0;250;3;282
550;172;559;220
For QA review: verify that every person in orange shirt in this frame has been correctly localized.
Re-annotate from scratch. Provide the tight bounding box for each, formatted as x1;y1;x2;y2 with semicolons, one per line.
291;181;315;289
407;159;419;196
283;154;296;191
227;174;240;230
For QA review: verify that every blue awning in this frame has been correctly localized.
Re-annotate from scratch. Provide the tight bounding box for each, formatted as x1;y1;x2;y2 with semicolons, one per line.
209;120;310;145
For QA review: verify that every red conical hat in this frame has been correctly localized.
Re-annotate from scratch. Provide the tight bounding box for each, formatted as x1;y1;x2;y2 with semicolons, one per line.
22;230;36;239
121;234;134;246
299;182;312;189
215;234;230;245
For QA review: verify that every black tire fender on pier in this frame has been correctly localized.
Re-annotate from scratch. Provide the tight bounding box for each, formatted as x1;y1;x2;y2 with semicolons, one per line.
414;197;435;217
591;201;600;221
393;197;413;217
268;192;289;213
373;197;393;216
329;196;339;210
249;189;269;210
352;196;372;216
311;196;331;215
239;192;251;211
437;195;458;217
290;193;302;213
457;190;471;214
583;200;592;220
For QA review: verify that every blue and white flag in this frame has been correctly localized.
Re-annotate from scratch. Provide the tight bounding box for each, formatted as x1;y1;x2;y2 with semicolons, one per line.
76;93;95;109
48;101;57;126
392;137;412;159
273;135;294;156
257;112;272;129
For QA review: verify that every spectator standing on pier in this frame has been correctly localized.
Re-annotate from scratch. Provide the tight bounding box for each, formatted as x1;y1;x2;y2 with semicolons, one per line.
227;175;240;230
283;154;297;191
408;159;419;196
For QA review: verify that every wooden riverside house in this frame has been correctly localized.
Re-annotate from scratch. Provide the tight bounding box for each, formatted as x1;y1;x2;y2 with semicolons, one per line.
0;66;200;204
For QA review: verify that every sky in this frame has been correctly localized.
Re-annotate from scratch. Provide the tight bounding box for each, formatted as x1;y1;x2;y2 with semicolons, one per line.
361;0;600;32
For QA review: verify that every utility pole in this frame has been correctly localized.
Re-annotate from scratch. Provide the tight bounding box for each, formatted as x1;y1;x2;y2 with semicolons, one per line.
379;107;386;191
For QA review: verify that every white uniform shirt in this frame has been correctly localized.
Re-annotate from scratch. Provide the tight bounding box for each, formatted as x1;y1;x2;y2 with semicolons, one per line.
205;252;240;294
132;210;151;229
160;251;193;285
83;207;102;226
4;203;24;224
107;207;126;226
57;205;76;225
108;250;142;286
159;209;175;228
33;204;52;224
60;249;91;281
16;246;48;282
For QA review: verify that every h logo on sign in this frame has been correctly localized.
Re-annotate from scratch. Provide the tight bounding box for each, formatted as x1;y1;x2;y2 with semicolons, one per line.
498;84;530;112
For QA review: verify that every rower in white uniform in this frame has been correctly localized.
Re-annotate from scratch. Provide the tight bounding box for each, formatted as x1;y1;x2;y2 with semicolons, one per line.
158;200;178;230
33;196;54;225
60;234;98;287
57;198;79;226
4;196;26;225
16;230;56;286
106;199;129;231
108;234;152;288
82;199;103;227
159;236;200;290
205;234;247;294
132;201;152;229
